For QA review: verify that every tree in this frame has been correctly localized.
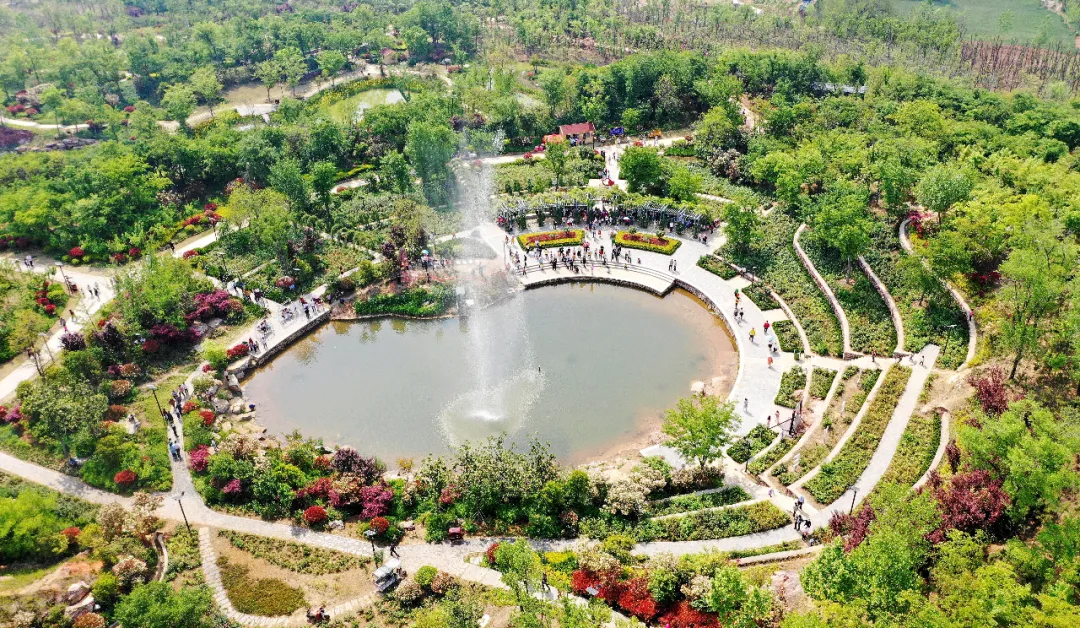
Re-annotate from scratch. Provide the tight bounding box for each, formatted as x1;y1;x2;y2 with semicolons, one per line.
544;139;570;188
495;540;544;610
619;147;663;195
316;50;347;86
695;106;741;156
188;67;222;118
269;158;310;214
664;165;701;202
309;161;337;219
17;373;108;454
255;59;280;102
812;183;872;277
401;26;433;63
160;83;196;130
661;396;738;469
113;582;215;628
915;163;973;222
380;151;412;196
723;204;763;253
274;47;306;97
405;120;456;206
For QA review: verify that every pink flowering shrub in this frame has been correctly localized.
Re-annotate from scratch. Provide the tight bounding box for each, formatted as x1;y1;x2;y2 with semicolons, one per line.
359;483;393;519
188;445;210;472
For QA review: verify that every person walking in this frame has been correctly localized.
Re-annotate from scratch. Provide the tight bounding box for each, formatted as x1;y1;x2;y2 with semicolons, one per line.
749;327;756;343
389;542;400;558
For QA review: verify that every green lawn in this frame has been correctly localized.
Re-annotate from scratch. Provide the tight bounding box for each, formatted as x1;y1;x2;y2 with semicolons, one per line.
893;0;1075;48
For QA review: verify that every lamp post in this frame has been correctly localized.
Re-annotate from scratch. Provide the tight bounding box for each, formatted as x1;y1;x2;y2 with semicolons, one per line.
55;261;68;286
147;383;165;423
942;323;958;356
38;333;54;363
175;491;193;537
849;486;859;515
364;529;378;564
25;347;43;378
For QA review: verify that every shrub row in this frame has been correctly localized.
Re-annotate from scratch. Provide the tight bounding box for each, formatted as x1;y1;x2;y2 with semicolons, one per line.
742;282;781;311
582;500;790;542
218;557;306;616
875;411;941;492
805;366;912;504
647;486;751;517
748;435;798;476
220;531;369;575
774;366;806;408
516;229;585;250
772;320;800;353
697;254;737;279
353;285;454;317
810;368;837;400
615;231;682;255
727;425;776;463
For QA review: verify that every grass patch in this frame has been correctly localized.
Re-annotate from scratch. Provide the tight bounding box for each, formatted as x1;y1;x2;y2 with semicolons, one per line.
721;213;843;356
772;320;800;353
516;229;584;249
810;367;837;400
220;530;369;575
742;282;780;310
697;254;737;279
218;556;306;616
354;284;454;317
648;486;752;517
805;366;912;504
892;0;1075;47
615;231;682;255
747;435;797;475
774;366;806;408
801;235;896;355
727;425;777;463
165;530;202;581
875;411;941;493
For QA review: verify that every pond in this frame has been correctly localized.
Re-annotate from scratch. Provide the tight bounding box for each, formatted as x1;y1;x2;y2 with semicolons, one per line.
244;284;737;463
322;88;406;124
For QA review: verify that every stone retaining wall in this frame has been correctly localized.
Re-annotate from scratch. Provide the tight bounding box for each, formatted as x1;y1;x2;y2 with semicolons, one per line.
524;273;673;297
793;224;856;359
858;256;905;356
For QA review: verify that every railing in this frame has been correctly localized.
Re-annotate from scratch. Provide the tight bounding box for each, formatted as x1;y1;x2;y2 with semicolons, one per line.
517;260;676;284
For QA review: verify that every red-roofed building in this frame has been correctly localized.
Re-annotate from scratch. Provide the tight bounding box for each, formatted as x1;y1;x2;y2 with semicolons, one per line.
558;122;595;144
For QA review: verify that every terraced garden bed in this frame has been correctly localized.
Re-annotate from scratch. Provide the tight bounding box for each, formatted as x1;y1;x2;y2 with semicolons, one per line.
801;235;897;356
721;213;843;356
743;282;781;310
810;367;838;400
773;367;881;486
804;366;912;504
772;320;800;353
774;366;806;408
727;425;777;463
747;434;798;475
698;254;737;279
872;410;941;497
647;486;752;517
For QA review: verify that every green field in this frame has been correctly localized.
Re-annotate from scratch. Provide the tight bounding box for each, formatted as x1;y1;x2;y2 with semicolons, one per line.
892;0;1076;48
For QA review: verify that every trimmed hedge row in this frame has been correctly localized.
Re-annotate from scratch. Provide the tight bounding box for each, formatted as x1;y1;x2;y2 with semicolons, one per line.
615;231;682;255
697;254;737;279
647;486;752;517
727;425;777;463
774;366;806;408
772;320;800;353
875;411;941;492
805;366;912;504
580;501;790;542
748;434;797;475
220;531;369;575
743;282;781;311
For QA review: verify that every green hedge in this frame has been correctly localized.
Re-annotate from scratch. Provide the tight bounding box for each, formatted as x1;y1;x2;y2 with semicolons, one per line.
650;501;790;541
220;531;369;575
772;320;800;353
218;557;306;616
748;435;797;475
697;254;737;279
774;366;806;408
353;285;454;317
743;282;781;310
805;366;912;504
647;486;751;517
875;411;941;492
615;231;682;255
810;367;837;400
727;425;776;463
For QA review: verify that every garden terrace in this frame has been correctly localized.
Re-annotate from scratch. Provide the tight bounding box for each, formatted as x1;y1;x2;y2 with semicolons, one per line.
647;486;752;518
727;424;777;464
774;367;881;486
742;282;781;311
747;434;799;476
810;367;837;400
720;213;844;356
864;220;969;369
697;254;737;279
515;229;586;250
772;320;800;353
803;366;912;504
800;232;897;356
615;231;682;255
870;410;942;499
774;366;807;409
581;500;791;543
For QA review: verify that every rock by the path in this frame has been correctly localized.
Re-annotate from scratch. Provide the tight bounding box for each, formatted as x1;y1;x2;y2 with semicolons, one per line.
236;411;255;422
207;317;223;329
218;421;232;433
691;381;705;395
63;581;91;604
64;595;95;620
212;398;230;414
228;398;246;414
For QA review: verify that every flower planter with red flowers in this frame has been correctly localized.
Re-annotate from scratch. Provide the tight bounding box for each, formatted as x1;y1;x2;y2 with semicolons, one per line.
614;231;681;255
515;229;585;250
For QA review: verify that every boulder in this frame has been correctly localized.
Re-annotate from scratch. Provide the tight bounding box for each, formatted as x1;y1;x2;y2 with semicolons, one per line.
212;398;230;414
328;520;345;530
207;317;223;329
229;398;246;414
64;595;95;620
64;581;91;605
218;421;232;433
690;381;705;395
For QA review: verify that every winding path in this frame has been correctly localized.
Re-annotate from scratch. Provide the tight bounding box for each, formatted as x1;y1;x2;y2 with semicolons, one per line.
792;224;856;359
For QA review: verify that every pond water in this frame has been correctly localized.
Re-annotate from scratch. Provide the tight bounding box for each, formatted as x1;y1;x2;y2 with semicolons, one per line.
323;88;406;123
244;284;737;462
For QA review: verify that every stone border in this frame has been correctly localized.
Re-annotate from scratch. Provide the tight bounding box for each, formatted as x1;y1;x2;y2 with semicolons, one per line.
734;544;824;566
858;256;905;356
522;271;672;297
793;224;856;359
899;218;977;369
764;359;845;478
912;410;951;491
649;497;767;522
247;309;331;367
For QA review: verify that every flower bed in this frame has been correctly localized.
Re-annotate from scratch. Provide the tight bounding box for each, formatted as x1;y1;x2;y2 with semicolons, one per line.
721;214;843;356
810;367;837;400
875;410;941;493
748;435;797;475
805;366;912;504
647;486;751;517
516;229;585;249
615;231;681;255
649;501;790;541
218;556;306;616
727;425;776;463
774;366;806;409
697;254;737;279
772;320;800;353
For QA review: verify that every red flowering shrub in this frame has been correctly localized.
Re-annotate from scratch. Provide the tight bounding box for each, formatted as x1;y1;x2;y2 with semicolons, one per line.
616;577;658;620
485;543;500;566
106;405;127;421
44;304;56;315
223;479;243;494
204;202;218;211
0;406;7;422
188;445;210;472
226;343;250;359
182;400;199;413
141;339;160;354
968;367;1016;416
369;516;390;535
199;409;215;426
23;108;37;116
62;526;82;542
36;297;49;306
69;246;85;258
123;105;136;113
313;455;332;471
658;602;720;628
202;363;214;373
128;247;141;258
303;506;328;526
182;249;199;259
828;503;876;552
360;483;394;519
571;569;601;595
296;477;334;501
114;469;136;487
439;485;459;506
927;470;1009;543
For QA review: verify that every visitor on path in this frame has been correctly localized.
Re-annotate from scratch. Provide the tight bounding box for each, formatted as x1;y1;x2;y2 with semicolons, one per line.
389;542;400;558
749;328;756;342
744;397;749;410
768;356;774;368
59;317;67;332
763;321;770;333
672;260;677;272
